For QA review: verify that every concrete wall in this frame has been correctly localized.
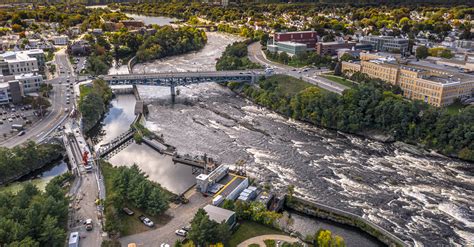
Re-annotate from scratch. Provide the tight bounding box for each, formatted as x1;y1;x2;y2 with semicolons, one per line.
286;196;408;247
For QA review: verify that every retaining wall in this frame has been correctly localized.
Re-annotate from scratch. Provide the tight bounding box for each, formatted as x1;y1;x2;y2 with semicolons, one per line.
286;196;408;247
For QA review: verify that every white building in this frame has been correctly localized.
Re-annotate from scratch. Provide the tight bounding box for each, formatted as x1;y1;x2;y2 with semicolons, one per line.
14;73;43;93
1;51;39;75
52;35;69;45
0;49;45;75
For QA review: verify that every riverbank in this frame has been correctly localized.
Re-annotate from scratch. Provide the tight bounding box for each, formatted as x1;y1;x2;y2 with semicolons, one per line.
286;196;406;247
0;143;65;186
224;76;473;163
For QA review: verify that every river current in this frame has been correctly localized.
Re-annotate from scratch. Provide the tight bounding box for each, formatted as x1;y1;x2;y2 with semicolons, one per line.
132;38;472;247
102;15;474;245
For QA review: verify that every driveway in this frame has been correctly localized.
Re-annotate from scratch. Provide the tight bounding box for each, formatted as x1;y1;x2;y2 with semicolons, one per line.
120;189;211;246
237;234;300;247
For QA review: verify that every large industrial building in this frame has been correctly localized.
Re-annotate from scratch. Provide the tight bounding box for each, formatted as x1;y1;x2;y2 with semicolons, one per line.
267;41;308;56
267;30;318;56
342;53;474;107
273;30;318;48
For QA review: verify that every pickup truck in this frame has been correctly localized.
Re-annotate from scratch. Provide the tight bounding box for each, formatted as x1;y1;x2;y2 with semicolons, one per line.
138;215;154;227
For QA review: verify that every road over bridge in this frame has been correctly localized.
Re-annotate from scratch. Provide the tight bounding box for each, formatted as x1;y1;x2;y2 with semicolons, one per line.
99;70;266;100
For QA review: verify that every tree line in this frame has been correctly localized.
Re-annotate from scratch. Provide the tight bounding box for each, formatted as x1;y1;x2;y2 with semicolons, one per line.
265;50;334;68
0;172;72;246
227;74;474;162
134;26;207;63
83;34;114;76
79;78;113;133
0;142;64;185
102;162;170;235
216;41;262;71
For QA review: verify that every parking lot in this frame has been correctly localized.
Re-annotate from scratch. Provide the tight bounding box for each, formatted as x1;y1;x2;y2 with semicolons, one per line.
0;104;42;140
71;56;87;74
120;189;211;246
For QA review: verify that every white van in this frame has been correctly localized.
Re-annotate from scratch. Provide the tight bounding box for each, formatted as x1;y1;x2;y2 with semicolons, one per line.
212;195;224;206
68;232;79;247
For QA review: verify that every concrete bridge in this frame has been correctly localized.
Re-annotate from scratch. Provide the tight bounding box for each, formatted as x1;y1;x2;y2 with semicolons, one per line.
99;70;265;101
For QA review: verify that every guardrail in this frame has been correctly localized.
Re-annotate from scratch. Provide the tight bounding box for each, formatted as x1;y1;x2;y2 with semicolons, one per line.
127;56;137;73
286;196;408;247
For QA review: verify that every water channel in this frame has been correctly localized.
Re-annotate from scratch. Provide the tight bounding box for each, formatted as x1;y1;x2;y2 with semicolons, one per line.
0;160;68;193
97;15;474;247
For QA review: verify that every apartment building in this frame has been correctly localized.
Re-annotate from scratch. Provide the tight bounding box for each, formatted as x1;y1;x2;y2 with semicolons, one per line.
342;58;474;107
52;35;69;45
361;36;409;55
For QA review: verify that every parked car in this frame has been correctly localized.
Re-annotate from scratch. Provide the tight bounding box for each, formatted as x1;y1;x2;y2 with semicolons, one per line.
175;229;187;237
182;225;191;232
123;207;134;216
160;244;170;247
138;215;154;227
17;131;25;136
85;219;93;231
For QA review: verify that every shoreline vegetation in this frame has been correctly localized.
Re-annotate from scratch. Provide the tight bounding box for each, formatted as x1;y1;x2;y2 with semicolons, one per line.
0;142;65;186
223;74;473;163
0;172;73;246
216;41;262;71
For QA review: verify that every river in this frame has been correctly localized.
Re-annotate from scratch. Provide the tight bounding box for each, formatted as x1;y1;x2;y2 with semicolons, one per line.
100;15;474;247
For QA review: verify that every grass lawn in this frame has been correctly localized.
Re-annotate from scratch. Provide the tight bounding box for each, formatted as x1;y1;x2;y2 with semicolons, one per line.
445;101;467;115
227;221;283;247
321;74;357;88
100;161;172;236
264;75;328;95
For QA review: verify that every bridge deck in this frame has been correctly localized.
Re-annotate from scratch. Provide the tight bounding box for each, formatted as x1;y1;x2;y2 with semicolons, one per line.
100;70;265;81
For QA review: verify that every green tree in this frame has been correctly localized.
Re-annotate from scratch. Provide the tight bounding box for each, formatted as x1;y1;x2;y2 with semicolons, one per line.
188;209;230;246
317;230;332;247
416;46;429;59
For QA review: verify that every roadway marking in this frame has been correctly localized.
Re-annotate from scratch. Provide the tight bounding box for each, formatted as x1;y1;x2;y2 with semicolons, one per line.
213;175;239;198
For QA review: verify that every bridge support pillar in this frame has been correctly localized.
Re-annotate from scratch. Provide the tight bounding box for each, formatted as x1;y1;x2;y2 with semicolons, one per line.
170;83;176;103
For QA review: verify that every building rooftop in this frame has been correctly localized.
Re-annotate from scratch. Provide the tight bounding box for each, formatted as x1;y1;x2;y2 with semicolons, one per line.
15;73;39;79
203;204;235;224
276;30;317;34
276;41;307;47
1;49;43;63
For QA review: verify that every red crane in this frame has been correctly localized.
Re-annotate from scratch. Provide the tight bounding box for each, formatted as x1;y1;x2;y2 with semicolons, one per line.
82;151;89;166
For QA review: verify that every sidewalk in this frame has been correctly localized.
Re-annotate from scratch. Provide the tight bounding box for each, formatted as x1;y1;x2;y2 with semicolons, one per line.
237;234;299;247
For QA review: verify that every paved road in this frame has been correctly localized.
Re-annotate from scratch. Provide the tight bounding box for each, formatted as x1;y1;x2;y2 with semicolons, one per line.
247;42;348;94
0;48;73;147
237;234;300;247
120;191;211;246
66;122;104;247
